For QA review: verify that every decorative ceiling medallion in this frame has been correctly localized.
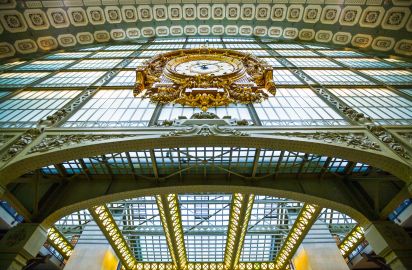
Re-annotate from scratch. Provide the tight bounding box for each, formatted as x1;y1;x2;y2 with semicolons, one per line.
126;28;140;39
372;36;395;52
135;48;276;112
121;6;137;23
0;10;27;33
24;9;49;30
0;42;15;59
47;8;69;28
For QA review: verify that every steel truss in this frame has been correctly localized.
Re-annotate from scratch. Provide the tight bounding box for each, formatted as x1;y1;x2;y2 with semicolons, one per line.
338;225;365;258
224;194;255;269
274;204;322;269
156;194;188;269
89;205;137;270
47;226;74;259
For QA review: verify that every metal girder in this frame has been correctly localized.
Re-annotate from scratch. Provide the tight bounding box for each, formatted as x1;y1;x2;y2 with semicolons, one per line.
156;194;188;269
11;171;391;224
89;205;137;270
251;149;261;178
338;225;365;258
274;203;322;270
224;193;255;270
150;149;159;179
47;226;74;259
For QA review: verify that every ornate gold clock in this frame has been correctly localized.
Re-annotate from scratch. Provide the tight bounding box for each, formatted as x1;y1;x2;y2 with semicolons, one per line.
135;48;276;112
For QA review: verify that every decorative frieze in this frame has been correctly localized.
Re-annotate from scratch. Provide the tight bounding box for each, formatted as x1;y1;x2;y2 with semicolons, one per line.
283;131;381;151
28;134;131;154
162;124;249;137
1;129;41;162
313;88;373;124
368;126;410;159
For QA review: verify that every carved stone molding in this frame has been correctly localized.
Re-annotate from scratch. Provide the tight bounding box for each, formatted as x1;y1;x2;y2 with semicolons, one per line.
1;129;42;162
398;132;412;146
161;124;249;137
37;89;97;128
190;112;219;119
282;131;381;151
0;134;15;148
368;126;410;160
28;134;133;154
37;108;69;128
313;88;373;125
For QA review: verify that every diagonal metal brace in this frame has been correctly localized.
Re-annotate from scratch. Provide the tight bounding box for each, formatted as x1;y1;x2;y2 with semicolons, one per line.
274;203;322;270
47;226;74;259
89;205;138;270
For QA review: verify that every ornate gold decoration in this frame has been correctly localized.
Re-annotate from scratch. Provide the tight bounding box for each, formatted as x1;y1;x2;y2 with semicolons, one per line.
135;48;276;112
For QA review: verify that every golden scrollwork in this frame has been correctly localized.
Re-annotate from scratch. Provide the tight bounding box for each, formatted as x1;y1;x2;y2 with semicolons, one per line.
135;48;276;112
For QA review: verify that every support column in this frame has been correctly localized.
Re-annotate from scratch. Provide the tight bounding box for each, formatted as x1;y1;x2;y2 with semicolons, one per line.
292;221;349;270
64;220;119;270
364;220;412;270
0;223;47;270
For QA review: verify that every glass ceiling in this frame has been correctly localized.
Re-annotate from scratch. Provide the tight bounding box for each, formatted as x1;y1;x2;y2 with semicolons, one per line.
54;193;357;263
0;36;409;268
1;37;411;129
40;147;370;177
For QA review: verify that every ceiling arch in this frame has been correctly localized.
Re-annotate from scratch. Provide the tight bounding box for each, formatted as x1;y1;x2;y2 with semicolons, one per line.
0;0;411;60
0;134;408;227
41;185;369;232
0;134;411;186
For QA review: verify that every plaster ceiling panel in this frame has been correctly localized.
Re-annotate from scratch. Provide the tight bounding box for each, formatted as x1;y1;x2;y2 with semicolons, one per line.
0;1;410;60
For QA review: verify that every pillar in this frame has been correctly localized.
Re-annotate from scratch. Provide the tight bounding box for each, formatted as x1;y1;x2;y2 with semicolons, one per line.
292;221;349;270
364;220;412;270
63;221;119;270
0;223;47;270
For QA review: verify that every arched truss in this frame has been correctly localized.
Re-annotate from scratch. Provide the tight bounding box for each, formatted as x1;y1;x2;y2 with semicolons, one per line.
0;130;410;228
49;193;359;270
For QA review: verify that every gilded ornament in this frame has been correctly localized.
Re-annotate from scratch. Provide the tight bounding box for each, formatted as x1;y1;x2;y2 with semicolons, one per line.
135;48;276;112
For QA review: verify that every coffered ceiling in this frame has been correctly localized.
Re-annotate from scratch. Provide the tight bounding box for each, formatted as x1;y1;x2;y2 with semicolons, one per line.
0;0;411;60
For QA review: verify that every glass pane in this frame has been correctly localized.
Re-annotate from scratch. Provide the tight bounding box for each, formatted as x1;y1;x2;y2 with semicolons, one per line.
328;88;412;125
62;89;155;128
254;88;347;126
0;90;80;128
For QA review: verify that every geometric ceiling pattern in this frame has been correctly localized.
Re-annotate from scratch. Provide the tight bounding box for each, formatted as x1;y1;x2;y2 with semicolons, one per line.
0;0;411;60
54;194;357;265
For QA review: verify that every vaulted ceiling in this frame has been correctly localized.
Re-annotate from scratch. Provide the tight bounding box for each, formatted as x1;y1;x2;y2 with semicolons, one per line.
0;0;411;60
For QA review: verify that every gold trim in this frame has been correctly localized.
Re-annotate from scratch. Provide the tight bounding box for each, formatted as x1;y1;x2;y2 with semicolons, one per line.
135;48;276;112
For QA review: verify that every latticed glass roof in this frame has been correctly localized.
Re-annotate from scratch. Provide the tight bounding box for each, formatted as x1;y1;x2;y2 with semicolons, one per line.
1;37;411;129
0;36;410;270
54;193;357;264
40;148;370;177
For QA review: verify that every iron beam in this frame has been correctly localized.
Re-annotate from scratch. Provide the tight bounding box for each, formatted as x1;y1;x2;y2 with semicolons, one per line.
156;194;188;269
224;193;255;269
47;226;74;259
273;203;322;269
89;204;137;270
338;225;365;258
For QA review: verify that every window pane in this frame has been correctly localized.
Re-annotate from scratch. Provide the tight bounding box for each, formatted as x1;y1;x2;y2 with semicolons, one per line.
254;88;347;126
0;90;80;128
328;88;412;125
0;72;49;87
35;71;106;87
303;70;374;85
62;89;155;128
